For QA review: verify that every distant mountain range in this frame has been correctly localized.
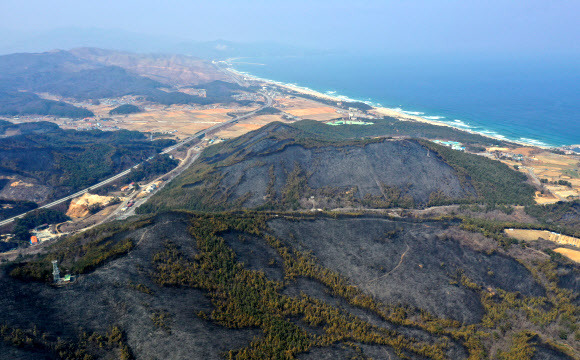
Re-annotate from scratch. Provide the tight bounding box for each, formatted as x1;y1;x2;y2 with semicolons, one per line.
0;27;325;59
68;47;229;86
0;48;246;117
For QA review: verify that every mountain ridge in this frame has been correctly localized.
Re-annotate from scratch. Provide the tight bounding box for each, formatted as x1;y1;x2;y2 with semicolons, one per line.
139;121;534;213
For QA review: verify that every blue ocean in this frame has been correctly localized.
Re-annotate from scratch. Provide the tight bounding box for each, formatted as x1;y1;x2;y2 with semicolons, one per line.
231;54;580;147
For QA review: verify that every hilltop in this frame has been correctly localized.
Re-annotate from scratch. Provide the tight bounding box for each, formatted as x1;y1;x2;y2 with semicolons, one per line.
139;122;534;213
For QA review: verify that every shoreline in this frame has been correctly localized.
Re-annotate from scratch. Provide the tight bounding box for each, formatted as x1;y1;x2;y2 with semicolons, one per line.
225;65;559;150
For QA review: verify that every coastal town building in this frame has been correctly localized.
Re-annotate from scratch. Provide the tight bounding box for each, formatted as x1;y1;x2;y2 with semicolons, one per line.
433;140;465;151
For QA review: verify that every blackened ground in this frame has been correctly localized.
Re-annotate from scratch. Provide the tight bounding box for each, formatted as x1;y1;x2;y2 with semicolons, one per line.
0;341;52;360
0;213;573;360
558;264;580;297
267;217;544;324
298;344;406;360
214;139;474;208
281;276;468;359
0;213;259;360
222;230;285;282
534;345;576;360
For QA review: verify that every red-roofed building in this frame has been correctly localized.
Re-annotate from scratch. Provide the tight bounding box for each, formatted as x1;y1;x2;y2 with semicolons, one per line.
30;236;38;245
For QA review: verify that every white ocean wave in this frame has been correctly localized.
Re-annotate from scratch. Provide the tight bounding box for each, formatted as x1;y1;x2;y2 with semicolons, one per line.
393;107;425;116
519;138;548;147
423;116;446;120
452;119;472;128
479;130;508;140
233;66;389;107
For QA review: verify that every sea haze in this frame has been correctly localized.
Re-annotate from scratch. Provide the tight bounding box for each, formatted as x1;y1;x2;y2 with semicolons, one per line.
232;54;580;147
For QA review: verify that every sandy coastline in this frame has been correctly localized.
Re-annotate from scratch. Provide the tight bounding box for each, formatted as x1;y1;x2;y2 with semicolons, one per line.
226;66;555;149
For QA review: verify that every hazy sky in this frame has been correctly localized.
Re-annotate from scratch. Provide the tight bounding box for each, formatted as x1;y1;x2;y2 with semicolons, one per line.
1;0;578;55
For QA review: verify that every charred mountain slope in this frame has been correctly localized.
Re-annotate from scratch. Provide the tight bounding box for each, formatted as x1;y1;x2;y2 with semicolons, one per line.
2;212;577;359
140;122;533;213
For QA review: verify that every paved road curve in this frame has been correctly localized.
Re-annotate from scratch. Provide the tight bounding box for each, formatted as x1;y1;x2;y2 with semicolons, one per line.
0;91;272;228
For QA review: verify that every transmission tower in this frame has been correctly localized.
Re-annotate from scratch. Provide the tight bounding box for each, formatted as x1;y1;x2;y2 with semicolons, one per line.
51;260;60;283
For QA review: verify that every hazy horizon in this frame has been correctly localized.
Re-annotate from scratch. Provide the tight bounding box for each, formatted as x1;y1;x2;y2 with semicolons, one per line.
1;0;579;58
